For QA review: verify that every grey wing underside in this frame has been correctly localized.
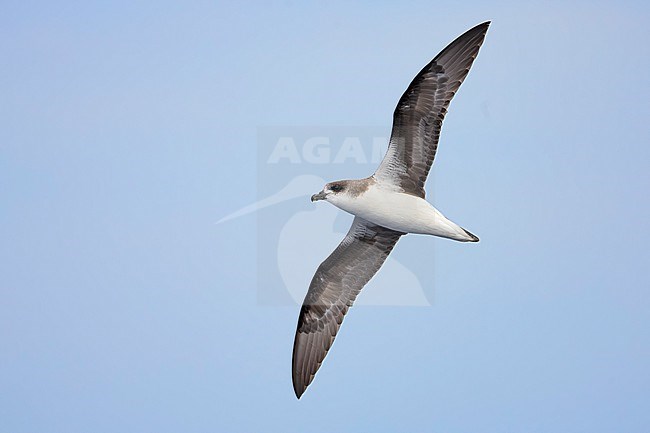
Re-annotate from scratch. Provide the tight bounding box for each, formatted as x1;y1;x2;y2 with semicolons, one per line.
374;21;490;198
292;217;403;398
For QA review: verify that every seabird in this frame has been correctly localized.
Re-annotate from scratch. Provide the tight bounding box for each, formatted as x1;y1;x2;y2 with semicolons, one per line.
292;22;490;398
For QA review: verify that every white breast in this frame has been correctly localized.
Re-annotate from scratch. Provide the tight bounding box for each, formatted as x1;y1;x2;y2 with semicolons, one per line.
329;183;471;241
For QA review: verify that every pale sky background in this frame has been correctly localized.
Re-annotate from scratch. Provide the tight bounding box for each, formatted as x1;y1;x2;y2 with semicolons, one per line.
2;1;650;432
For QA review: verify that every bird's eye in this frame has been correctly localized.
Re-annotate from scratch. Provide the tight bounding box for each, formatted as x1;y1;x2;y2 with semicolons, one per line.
330;184;343;192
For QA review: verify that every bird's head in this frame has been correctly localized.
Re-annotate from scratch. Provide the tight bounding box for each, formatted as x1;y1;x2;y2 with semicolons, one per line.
311;180;350;205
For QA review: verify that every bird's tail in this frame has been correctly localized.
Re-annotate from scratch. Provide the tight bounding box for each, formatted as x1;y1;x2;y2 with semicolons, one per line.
461;227;479;242
427;207;479;242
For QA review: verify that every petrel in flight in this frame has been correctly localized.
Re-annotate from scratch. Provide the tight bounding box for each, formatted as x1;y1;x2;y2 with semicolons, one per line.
292;22;490;398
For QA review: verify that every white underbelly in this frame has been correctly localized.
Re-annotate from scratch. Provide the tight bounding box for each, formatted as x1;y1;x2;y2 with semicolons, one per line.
340;189;439;234
330;185;471;241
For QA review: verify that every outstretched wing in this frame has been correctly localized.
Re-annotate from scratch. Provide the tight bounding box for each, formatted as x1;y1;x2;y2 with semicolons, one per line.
292;217;403;398
374;21;490;198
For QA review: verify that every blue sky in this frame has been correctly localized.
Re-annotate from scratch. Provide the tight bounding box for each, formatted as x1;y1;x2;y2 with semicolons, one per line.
1;1;649;432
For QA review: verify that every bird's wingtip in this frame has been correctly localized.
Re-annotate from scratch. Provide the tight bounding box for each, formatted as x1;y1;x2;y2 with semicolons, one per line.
293;382;305;399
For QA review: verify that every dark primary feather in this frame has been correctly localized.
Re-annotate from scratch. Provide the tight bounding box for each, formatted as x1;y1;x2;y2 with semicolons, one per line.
375;21;490;198
292;218;403;398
